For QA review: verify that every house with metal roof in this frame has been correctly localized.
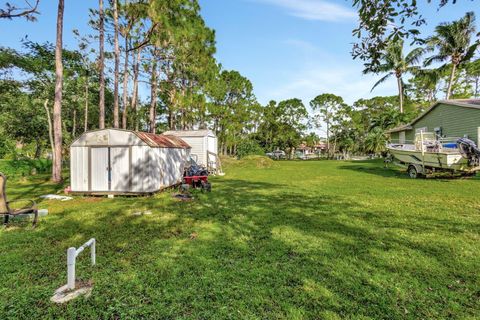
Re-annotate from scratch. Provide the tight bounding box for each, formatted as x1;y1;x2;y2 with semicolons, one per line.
70;129;191;195
387;99;480;145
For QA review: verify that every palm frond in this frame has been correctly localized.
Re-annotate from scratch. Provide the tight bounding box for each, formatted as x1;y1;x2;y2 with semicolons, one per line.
424;54;448;67
371;73;392;92
405;47;425;65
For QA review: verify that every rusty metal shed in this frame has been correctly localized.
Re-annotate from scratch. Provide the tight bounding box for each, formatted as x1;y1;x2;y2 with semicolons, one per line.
70;129;191;194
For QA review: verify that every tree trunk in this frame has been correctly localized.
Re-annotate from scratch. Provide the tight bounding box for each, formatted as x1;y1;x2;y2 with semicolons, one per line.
397;75;404;113
168;86;177;130
43;99;55;162
149;56;157;133
52;0;64;183
446;62;457;100
130;48;141;131
34;138;42;159
475;76;479;98
326;118;330;159
113;0;120;128
98;0;105;129
72;108;76;138
121;36;129;129
84;73;89;132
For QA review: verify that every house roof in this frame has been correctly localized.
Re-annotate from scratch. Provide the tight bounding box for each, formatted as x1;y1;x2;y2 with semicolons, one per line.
386;124;413;133
134;132;191;149
386;99;480;133
162;129;214;137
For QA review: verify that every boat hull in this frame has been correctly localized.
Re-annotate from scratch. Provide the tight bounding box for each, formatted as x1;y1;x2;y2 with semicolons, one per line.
387;147;473;172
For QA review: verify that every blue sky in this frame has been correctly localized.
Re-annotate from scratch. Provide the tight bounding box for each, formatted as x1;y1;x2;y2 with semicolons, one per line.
0;0;479;107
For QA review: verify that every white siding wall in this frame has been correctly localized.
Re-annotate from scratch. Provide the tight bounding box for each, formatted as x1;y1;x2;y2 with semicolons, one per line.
180;136;206;165
156;148;187;188
207;136;218;168
131;146;156;192
110;147;130;192
70;147;89;192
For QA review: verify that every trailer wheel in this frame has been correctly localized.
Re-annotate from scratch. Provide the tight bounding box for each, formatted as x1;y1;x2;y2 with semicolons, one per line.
200;181;211;192
407;165;419;179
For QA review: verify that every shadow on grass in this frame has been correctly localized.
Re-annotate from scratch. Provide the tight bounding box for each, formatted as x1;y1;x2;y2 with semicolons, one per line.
1;175;478;318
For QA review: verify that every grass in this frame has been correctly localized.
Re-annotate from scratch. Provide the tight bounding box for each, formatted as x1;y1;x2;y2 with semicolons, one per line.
1;159;479;319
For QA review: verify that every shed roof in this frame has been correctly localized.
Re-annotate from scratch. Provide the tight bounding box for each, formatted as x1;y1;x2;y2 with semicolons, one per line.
386;99;480;133
162;129;214;138
71;129;191;148
134;132;191;149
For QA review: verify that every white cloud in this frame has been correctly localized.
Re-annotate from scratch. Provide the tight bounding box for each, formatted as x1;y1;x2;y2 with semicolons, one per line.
255;40;398;106
261;66;396;105
256;62;398;137
255;0;356;22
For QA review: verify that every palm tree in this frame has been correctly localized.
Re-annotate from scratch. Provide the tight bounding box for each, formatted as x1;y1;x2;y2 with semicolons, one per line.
424;11;479;100
364;39;424;113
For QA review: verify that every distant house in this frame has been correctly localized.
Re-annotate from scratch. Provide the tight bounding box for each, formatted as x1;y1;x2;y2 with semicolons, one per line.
314;142;328;153
387;99;480;146
296;143;313;155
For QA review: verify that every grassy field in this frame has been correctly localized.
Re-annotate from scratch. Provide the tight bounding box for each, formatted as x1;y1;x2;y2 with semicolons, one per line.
1;159;479;319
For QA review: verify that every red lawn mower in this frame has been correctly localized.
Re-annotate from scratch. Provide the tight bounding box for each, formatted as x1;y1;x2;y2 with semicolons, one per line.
182;157;211;192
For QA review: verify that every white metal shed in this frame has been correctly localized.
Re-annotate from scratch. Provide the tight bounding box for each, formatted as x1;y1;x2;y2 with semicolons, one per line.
70;129;191;195
162;130;218;168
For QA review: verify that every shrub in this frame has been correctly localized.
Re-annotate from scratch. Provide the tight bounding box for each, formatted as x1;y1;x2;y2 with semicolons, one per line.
236;140;264;159
0;159;52;177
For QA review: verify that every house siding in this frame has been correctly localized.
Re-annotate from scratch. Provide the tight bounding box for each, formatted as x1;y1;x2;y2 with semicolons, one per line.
389;103;480;144
413;103;480;141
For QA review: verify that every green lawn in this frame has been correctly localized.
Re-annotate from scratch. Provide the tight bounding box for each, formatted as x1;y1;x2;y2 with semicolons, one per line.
1;159;479;319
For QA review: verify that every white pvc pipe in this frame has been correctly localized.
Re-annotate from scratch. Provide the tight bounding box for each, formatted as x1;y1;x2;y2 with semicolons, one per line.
66;238;96;290
67;247;76;290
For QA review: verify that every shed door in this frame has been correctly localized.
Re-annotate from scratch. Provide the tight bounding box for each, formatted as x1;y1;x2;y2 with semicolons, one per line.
91;147;109;191
110;147;130;192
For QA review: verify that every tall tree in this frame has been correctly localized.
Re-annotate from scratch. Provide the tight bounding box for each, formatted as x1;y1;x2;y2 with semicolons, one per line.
149;49;158;133
363;39;423;113
113;0;120;128
130;48;142;131
98;0;105;129
424;12;479;99
310;94;346;158
52;0;64;182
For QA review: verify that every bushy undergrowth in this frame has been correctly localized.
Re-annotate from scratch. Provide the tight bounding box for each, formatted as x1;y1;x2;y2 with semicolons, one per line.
0;159;51;177
236;139;264;159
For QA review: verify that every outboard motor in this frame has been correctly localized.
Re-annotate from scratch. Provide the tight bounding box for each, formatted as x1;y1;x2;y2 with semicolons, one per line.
457;138;480;166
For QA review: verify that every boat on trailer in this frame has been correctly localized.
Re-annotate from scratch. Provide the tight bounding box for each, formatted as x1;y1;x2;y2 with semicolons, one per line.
386;132;480;178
